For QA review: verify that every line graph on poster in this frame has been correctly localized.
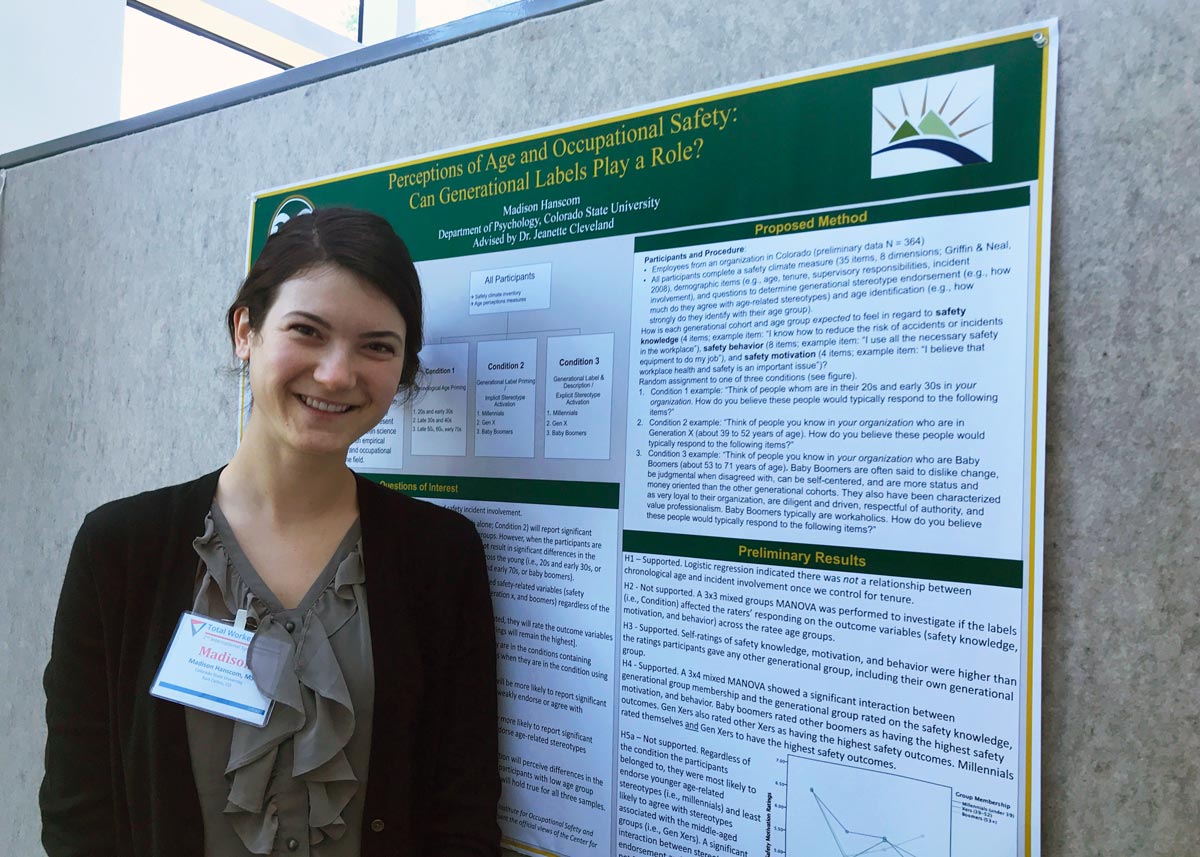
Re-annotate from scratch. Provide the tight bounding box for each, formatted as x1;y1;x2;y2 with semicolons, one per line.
785;755;952;857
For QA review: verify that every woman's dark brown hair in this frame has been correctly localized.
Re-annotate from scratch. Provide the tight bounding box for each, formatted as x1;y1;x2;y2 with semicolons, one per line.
226;207;424;394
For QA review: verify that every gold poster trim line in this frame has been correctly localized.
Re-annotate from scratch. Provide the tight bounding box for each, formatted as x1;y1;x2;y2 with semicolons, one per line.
1024;26;1052;856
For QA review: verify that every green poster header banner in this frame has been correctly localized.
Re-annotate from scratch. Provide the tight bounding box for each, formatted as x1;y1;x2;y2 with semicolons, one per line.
633;186;1030;253
361;473;620;508
250;31;1047;263
623;529;1022;588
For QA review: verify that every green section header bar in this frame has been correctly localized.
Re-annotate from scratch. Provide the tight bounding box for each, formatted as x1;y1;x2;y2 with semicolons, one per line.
251;33;1047;264
364;473;619;508
634;186;1030;253
622;530;1022;588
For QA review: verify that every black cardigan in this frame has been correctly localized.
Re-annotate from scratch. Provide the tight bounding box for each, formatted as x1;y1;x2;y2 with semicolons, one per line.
41;469;501;856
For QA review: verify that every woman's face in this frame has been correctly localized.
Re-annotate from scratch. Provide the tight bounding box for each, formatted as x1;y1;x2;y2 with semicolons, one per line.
235;263;407;460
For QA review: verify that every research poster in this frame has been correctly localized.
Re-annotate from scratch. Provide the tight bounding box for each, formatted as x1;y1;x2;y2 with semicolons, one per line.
245;22;1056;857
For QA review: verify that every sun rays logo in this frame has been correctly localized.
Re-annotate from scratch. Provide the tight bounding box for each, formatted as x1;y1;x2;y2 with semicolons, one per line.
269;195;315;234
871;66;994;178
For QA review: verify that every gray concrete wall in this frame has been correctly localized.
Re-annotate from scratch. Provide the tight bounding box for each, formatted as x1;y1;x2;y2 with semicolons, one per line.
1;0;1196;853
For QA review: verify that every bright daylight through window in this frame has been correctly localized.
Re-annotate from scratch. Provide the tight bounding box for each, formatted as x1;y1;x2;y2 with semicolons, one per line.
121;1;517;120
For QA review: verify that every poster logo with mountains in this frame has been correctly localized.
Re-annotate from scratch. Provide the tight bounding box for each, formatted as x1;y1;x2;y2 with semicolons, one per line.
871;66;994;178
269;195;315;234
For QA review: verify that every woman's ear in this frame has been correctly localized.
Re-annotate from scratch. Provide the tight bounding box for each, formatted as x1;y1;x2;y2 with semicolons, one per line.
232;307;254;361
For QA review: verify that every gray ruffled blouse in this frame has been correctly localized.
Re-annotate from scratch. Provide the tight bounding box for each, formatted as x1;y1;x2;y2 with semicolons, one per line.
185;505;374;856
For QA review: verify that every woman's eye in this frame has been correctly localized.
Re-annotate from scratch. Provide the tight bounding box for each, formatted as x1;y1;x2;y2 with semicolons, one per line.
290;323;319;337
366;342;397;355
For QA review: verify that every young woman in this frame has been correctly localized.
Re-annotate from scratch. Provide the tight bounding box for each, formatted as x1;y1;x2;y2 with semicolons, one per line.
41;208;501;856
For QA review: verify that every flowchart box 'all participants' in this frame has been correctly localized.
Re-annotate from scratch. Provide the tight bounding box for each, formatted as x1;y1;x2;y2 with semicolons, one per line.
469;263;552;315
411;342;469;457
475;338;537;457
545;333;615;460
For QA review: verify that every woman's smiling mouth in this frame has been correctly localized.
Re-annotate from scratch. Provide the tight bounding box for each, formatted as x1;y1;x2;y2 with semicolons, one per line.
297;394;355;414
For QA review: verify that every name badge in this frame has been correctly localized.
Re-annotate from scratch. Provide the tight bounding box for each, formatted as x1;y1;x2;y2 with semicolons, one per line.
150;611;274;726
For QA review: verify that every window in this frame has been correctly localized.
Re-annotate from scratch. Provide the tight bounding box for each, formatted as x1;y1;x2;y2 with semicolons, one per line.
122;6;280;118
120;2;520;119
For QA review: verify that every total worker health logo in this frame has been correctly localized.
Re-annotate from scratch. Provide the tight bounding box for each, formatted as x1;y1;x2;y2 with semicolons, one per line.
871;66;994;179
269;195;315;234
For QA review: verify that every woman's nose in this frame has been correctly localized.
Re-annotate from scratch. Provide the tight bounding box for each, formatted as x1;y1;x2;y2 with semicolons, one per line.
312;346;354;388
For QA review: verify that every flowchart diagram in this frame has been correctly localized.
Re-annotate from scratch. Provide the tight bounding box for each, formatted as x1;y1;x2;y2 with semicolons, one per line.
348;258;616;471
